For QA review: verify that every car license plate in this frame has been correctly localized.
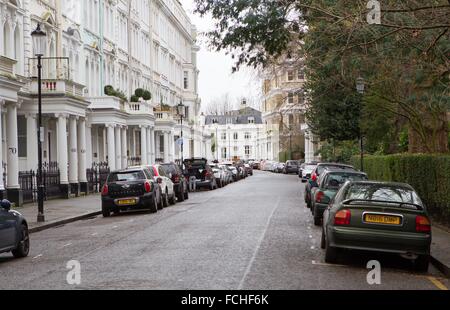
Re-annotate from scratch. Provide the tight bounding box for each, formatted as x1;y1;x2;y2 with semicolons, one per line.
364;214;401;225
117;198;137;206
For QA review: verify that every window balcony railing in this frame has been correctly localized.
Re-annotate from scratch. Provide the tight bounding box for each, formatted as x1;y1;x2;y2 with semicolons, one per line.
29;79;85;98
125;101;154;115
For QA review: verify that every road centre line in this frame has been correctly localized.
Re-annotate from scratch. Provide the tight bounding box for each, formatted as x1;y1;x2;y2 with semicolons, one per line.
238;196;281;290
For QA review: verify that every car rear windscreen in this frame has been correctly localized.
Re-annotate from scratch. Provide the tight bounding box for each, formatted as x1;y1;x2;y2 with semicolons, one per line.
108;171;146;182
162;164;177;174
317;165;354;175
345;184;422;205
326;173;367;188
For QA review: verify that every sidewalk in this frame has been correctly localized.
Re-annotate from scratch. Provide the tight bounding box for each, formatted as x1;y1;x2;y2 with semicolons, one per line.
431;225;450;278
12;194;101;233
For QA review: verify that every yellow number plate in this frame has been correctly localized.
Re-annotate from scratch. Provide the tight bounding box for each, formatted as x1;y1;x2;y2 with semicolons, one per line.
117;199;137;206
364;214;401;225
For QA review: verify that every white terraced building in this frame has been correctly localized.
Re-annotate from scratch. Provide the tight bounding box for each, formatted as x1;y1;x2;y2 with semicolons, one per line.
0;0;209;206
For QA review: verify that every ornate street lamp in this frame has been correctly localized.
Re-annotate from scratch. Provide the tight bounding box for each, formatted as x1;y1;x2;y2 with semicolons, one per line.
177;100;185;168
356;76;365;172
31;23;46;222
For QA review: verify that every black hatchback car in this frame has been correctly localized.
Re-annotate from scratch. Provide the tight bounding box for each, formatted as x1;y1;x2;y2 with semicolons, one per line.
161;163;189;202
101;168;161;217
0;200;30;258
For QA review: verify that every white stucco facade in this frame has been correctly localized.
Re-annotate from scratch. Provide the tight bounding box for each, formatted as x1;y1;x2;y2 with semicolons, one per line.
0;0;208;206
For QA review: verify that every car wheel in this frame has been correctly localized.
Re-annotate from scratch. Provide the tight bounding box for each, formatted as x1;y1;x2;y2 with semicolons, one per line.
102;205;111;217
163;191;169;208
320;227;326;249
314;216;321;226
148;195;158;213
12;224;30;258
169;192;176;205
158;191;164;210
184;189;189;200
413;255;429;272
324;237;338;264
178;186;185;202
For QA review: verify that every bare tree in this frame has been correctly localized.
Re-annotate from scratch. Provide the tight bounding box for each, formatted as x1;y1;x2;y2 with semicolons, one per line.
205;93;235;115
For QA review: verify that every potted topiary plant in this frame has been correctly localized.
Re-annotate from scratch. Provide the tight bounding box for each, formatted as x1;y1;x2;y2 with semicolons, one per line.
134;88;145;98
130;95;139;102
142;90;152;101
104;85;114;96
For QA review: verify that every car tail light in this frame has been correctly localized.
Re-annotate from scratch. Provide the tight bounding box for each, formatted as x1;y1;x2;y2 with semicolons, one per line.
144;181;152;193
416;215;431;233
311;173;317;182
205;171;211;177
174;175;180;183
101;184;108;196
315;191;325;203
334;209;351;226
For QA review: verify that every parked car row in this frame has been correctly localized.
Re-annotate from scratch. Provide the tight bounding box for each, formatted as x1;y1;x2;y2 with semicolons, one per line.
259;160;303;174
302;162;432;272
101;158;254;218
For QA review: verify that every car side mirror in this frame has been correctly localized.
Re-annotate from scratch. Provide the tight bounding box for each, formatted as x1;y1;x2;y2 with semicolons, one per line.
157;178;163;184
1;199;12;211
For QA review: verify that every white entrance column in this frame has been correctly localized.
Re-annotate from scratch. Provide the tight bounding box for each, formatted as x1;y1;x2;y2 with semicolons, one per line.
140;125;148;165
163;131;170;163
115;126;122;170
121;126;127;168
0;101;3;195
169;131;174;162
68;116;79;195
57;114;69;197
6;102;22;205
78;118;87;193
25;113;38;171
106;124;116;170
150;128;155;164
146;127;152;164
85;122;93;169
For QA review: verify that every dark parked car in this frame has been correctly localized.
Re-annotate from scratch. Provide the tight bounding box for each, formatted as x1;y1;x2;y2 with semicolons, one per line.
161;163;189;202
183;158;217;190
244;164;253;176
0;200;29;258
310;170;368;225
305;163;356;209
101;167;161;217
322;181;431;271
284;160;300;174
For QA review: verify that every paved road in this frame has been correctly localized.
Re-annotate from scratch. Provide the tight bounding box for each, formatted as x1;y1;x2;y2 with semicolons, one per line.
0;171;448;290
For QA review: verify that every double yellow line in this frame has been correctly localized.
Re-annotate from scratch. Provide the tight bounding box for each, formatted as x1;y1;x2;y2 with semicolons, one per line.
428;276;449;290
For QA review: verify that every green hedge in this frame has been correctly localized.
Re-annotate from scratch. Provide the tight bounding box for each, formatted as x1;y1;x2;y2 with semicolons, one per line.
350;154;450;223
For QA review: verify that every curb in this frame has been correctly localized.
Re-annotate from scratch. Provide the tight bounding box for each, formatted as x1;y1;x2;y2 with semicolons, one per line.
29;211;102;234
430;255;450;278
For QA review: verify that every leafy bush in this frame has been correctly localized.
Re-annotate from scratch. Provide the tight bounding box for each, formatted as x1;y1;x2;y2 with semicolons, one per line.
134;88;145;98
350;154;450;225
104;85;127;102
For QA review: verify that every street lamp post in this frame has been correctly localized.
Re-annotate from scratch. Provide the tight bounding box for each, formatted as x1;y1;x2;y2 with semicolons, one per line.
32;24;47;223
177;100;186;168
356;76;365;172
288;126;292;161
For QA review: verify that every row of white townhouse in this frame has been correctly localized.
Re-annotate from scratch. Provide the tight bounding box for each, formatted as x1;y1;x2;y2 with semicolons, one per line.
0;0;211;206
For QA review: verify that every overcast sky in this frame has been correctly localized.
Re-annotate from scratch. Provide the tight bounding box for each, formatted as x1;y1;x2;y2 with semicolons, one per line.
180;0;261;112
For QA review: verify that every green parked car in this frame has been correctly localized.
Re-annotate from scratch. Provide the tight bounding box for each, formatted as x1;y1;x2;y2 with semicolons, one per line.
321;181;432;272
310;170;368;226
